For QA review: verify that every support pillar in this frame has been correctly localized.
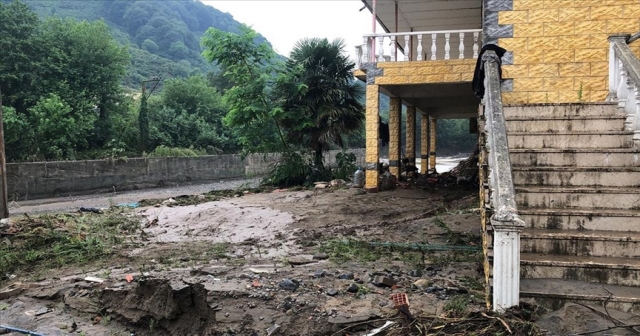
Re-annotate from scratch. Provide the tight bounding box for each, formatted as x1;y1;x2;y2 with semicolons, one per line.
365;85;380;191
420;113;429;174
405;106;416;165
388;97;402;177
492;223;523;312
429;118;437;172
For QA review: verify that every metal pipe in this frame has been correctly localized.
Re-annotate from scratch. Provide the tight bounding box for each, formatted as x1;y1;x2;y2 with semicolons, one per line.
0;325;47;336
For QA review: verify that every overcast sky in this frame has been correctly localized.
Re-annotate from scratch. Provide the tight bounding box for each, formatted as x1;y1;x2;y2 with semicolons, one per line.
203;1;380;61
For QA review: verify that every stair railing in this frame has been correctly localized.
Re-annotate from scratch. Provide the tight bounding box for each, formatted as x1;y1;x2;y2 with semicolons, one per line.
608;34;640;138
482;50;525;312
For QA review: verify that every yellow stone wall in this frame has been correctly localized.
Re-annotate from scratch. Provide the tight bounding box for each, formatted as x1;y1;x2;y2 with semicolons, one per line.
365;85;380;189
420;114;429;174
429;118;437;171
389;97;402;177
499;0;640;104
374;59;477;85
406;106;416;164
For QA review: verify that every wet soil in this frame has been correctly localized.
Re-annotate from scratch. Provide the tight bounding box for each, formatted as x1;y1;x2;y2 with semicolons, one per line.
1;184;488;335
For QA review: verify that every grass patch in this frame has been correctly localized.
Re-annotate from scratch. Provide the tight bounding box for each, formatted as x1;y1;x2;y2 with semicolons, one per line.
318;239;388;263
145;146;207;158
0;209;140;282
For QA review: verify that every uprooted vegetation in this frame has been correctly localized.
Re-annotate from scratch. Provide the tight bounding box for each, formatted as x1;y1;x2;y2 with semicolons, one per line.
0;209;141;282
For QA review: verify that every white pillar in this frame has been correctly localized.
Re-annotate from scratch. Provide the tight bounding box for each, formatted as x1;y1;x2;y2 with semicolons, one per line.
491;210;524;312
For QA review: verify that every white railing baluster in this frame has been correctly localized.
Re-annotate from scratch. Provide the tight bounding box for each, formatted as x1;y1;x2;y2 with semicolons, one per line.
473;32;479;58
618;62;628;108
355;46;362;68
634;84;640;139
431;33;437;60
445;33;451;60
360;29;483;63
404;35;410;61
363;36;370;63
391;36;396;61
609;42;618;100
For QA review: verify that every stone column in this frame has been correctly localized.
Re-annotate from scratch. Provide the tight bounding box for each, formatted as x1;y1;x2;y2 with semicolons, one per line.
492;213;525;312
420;114;429;174
365;84;380;192
388;97;402;177
405;106;416;165
429;118;437;172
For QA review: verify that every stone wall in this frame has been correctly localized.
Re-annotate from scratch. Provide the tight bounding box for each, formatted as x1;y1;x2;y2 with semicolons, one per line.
373;59;477;85
497;0;639;104
7;149;365;201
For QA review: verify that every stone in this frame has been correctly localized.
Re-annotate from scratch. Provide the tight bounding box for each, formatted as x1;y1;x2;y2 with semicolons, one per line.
413;279;431;290
409;270;422;277
266;324;280;336
339;273;354;280
373;276;396;287
288;257;314;266
379;301;388;307
312;270;325;279
329;179;345;187
314;184;328;189
278;279;299;291
312;253;329;260
0;287;22;300
326;289;338;296
346;284;359;293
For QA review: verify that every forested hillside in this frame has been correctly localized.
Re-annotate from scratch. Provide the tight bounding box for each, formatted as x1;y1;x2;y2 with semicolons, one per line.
14;0;271;87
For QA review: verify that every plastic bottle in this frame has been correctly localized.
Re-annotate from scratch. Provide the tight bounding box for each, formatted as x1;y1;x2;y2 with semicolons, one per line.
353;167;364;188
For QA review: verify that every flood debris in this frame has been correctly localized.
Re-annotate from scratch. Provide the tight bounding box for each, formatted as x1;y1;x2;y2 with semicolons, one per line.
101;278;217;335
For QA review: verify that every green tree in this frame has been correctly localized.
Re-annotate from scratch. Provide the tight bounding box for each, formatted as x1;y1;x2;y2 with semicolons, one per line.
201;25;291;155
147;75;236;153
30;94;95;160
282;38;364;166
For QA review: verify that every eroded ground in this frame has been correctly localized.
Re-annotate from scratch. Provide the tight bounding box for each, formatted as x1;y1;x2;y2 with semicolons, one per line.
0;185;527;335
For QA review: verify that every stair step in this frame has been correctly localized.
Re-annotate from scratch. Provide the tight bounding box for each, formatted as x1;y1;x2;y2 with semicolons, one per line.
512;167;640;187
515;186;640;210
506;116;626;133
521;253;640;286
519;208;640;231
510;148;640;167
508;131;633;149
520;278;640;315
521;229;640;257
504;103;619;118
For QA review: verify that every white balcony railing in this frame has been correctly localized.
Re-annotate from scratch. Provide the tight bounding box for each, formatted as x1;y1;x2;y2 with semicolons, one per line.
355;29;483;68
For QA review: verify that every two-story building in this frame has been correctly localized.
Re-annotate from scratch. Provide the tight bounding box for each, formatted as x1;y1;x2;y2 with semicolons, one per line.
357;0;640;313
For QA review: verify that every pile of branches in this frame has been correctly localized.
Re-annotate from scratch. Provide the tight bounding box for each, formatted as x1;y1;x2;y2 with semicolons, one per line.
388;303;542;336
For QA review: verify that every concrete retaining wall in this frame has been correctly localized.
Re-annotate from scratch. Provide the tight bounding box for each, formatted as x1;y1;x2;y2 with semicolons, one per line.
7;149;365;200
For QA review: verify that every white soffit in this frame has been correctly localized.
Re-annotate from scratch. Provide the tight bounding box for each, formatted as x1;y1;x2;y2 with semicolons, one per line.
362;0;482;33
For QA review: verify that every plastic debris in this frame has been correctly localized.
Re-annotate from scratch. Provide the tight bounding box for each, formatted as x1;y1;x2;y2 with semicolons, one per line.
125;274;134;283
79;207;102;214
365;321;395;336
83;276;105;283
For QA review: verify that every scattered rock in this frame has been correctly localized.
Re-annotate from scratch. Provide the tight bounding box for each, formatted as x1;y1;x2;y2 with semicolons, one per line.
409;270;422;277
413;279;431;290
373;276;396;287
379;301;388;307
266;324;281;336
162;198;177;205
278;279;299;291
288;257;314;266
0;287;22;300
314;184;328;189
339;273;354;280
326;289;338;296
312;270;325;279
312;253;329;260
329;179;345;187
346;284;359;293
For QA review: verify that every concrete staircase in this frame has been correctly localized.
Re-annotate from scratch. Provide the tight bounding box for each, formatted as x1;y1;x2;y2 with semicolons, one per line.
504;103;640;314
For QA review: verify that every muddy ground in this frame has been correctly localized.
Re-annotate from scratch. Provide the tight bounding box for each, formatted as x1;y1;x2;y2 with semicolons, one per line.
0;184;633;335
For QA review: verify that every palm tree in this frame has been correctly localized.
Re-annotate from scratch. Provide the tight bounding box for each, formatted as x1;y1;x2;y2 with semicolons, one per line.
281;38;365;168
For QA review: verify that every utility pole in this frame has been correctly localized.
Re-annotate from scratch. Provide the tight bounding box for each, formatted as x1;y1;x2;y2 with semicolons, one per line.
138;77;161;154
0;87;9;218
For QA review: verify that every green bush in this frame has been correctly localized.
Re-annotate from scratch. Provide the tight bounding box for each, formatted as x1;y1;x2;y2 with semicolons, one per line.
333;151;357;181
145;145;206;158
